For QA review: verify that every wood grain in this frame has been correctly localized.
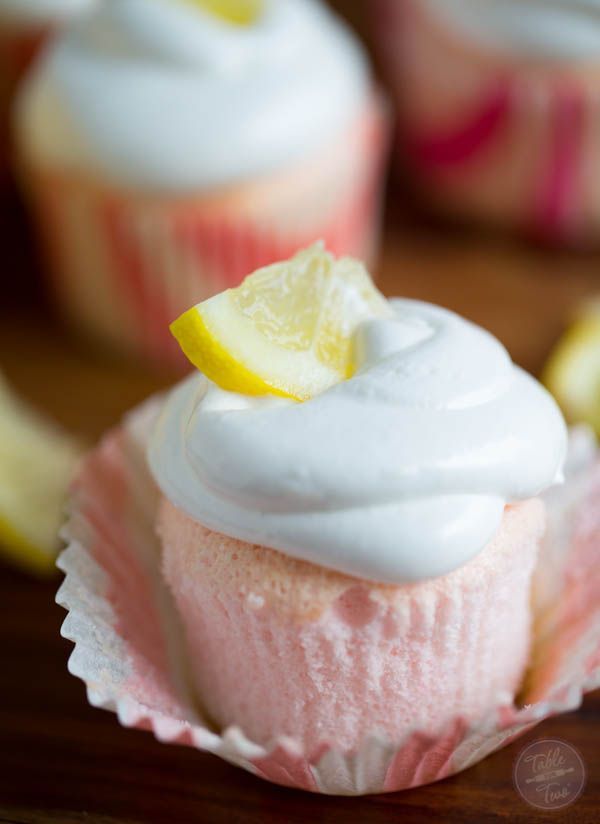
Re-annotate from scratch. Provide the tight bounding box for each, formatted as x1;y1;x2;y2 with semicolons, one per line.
1;139;599;824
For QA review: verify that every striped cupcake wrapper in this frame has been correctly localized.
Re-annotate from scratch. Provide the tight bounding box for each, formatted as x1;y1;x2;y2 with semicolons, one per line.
374;0;600;245
57;402;600;795
23;94;389;371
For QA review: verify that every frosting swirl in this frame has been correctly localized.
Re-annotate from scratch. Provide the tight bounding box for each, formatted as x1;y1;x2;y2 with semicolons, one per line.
149;300;567;584
16;0;369;189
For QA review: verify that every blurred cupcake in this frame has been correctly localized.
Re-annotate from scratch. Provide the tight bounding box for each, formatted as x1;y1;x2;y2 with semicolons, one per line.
15;0;388;370
375;0;600;246
0;0;94;178
149;245;568;751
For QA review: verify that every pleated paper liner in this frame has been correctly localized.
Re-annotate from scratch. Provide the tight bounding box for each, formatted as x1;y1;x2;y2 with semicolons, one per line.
21;94;389;371
57;401;600;795
374;0;600;245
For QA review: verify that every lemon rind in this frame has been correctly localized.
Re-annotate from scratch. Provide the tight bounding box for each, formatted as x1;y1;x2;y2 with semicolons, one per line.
172;295;341;402
543;318;600;429
0;514;58;575
186;0;263;26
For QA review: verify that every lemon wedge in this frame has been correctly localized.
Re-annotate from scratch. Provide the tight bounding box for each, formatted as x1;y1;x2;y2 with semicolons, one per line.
0;376;82;575
543;307;600;436
186;0;263;25
171;243;392;401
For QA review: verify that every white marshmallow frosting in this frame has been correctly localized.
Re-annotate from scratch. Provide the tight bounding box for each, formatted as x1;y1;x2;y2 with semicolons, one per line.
149;299;568;585
424;0;600;59
16;0;370;189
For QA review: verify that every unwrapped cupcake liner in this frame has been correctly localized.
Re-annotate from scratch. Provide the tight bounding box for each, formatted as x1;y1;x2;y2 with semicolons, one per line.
21;96;389;370
56;400;600;795
374;0;600;244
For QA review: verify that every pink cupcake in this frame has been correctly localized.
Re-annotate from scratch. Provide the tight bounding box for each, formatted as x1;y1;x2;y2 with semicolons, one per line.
157;498;545;751
15;0;389;370
147;245;568;753
56;402;598;793
375;0;600;245
0;0;95;179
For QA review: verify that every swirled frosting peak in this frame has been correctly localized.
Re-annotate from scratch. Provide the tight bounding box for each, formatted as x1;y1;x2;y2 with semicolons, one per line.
17;0;369;189
149;300;567;584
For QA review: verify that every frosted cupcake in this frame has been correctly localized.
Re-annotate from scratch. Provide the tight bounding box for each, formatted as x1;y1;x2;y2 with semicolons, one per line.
15;0;388;369
375;0;600;245
148;245;567;751
0;0;94;178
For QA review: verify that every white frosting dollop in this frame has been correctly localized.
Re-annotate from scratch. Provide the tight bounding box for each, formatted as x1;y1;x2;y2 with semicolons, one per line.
149;300;567;585
424;0;600;59
16;0;370;189
0;0;95;28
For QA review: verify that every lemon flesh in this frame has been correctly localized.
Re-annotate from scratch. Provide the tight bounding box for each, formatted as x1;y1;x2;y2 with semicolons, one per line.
0;377;82;575
544;312;600;436
185;0;263;25
171;244;392;402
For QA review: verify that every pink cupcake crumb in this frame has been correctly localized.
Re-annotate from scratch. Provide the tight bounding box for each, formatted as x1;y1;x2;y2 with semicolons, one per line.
159;497;546;754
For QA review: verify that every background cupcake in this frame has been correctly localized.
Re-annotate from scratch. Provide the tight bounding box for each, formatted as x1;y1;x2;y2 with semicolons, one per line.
0;0;94;180
15;0;389;370
375;0;600;246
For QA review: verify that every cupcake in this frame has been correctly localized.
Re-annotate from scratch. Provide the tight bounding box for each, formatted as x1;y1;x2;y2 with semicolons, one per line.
148;244;568;752
0;0;94;178
15;0;389;370
375;0;600;245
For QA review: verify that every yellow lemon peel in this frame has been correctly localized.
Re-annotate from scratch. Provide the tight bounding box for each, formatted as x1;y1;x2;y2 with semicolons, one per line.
0;378;82;575
171;243;392;402
543;308;600;436
184;0;263;25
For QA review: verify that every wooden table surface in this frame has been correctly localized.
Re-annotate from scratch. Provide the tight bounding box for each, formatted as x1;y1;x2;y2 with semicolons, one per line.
0;188;599;824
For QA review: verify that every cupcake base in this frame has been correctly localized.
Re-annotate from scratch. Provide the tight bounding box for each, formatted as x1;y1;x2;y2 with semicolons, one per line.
159;497;544;753
375;0;600;246
20;94;389;370
56;399;600;794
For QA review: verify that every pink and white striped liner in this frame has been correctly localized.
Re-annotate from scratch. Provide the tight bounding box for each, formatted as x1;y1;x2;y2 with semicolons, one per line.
56;400;600;795
374;0;600;245
23;95;389;371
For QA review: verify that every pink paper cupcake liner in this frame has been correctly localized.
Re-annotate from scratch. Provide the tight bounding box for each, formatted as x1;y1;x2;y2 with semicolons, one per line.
56;400;600;795
21;95;389;371
374;0;600;245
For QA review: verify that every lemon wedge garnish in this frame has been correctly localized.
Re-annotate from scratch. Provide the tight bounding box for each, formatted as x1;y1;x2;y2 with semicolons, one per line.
186;0;263;25
543;308;600;436
0;376;82;575
171;243;392;401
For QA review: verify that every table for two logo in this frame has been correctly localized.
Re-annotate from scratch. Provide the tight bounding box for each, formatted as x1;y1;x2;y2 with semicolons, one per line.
514;739;586;811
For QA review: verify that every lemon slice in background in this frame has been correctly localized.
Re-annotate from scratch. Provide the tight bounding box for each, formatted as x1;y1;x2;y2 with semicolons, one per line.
543;305;600;437
171;243;392;401
187;0;263;25
0;376;82;576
